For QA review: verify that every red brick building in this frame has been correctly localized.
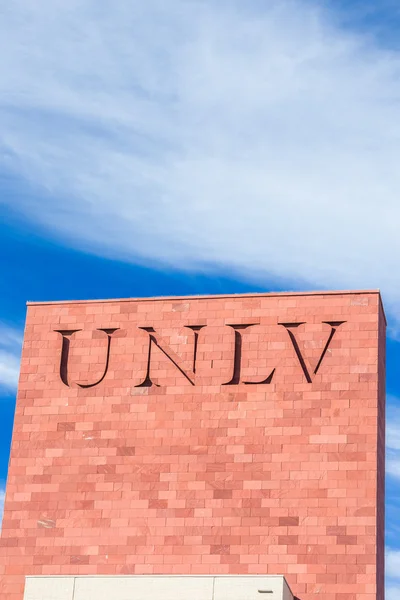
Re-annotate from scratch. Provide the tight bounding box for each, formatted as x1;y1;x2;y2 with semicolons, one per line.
0;291;386;600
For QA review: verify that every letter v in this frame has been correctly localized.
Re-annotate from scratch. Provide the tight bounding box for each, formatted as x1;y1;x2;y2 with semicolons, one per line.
279;321;346;383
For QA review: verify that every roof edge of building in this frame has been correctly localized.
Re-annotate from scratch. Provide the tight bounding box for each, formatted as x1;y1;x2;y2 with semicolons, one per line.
26;288;383;306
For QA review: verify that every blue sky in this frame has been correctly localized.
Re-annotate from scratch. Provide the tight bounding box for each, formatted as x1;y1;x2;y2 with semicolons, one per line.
1;0;400;596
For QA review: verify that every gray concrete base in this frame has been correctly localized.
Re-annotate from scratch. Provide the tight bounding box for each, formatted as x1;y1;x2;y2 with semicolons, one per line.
24;575;293;600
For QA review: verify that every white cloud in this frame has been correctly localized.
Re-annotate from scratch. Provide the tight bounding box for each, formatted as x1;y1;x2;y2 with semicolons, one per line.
387;410;400;452
387;549;400;579
386;548;400;599
387;584;400;600
386;401;400;480
1;1;400;311
0;323;22;391
0;350;20;390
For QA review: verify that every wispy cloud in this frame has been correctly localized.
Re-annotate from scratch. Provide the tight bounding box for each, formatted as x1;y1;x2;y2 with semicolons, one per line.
386;399;400;483
386;548;400;598
387;584;400;600
385;397;400;594
0;323;22;391
1;1;400;312
387;549;400;579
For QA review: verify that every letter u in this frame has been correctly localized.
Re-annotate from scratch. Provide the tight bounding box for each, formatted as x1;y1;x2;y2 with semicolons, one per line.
55;328;118;388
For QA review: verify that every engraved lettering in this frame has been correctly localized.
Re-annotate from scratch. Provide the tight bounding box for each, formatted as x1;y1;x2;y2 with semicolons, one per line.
54;320;345;388
279;321;346;382
55;328;118;388
135;325;205;387
222;324;275;386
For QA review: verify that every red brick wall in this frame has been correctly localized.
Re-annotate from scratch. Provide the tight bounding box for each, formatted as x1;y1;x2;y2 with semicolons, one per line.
0;291;386;600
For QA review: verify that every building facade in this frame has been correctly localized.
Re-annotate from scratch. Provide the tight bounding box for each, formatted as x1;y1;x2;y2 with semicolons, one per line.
0;291;386;600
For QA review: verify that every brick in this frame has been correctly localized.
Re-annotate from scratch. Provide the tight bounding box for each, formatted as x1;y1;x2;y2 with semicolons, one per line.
0;291;385;600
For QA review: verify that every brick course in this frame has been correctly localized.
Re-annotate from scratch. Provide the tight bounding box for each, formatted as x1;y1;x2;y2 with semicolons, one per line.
0;291;386;600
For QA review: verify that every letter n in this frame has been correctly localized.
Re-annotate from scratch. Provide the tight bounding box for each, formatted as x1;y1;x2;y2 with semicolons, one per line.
135;325;205;387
